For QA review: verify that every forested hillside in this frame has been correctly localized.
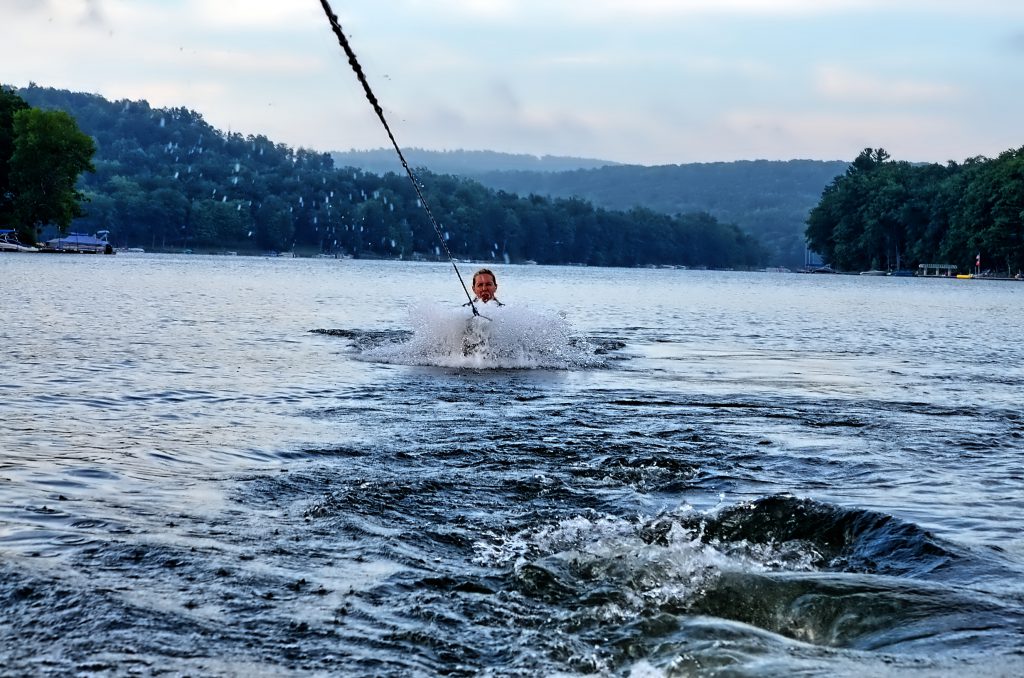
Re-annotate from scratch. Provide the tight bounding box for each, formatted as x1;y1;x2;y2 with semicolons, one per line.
470;161;849;268
13;85;765;268
806;147;1024;275
329;150;848;267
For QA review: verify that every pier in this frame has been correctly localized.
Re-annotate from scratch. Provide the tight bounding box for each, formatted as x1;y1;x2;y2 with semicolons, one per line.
918;263;957;277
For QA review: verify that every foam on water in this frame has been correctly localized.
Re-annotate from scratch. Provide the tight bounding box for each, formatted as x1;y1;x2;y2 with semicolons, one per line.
473;509;819;612
467;502;1024;666
359;303;601;369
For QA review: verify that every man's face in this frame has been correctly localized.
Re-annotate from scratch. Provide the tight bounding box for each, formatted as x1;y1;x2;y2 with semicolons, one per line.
473;274;497;302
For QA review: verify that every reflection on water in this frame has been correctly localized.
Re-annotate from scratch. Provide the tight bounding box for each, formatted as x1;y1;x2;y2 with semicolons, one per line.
1;253;1023;675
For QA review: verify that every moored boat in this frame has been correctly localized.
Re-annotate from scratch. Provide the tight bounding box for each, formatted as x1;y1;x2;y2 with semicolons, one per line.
0;229;39;252
40;230;114;254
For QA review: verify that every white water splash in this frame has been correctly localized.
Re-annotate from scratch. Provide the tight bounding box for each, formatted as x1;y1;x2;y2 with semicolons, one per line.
360;303;600;369
474;513;732;621
472;509;824;629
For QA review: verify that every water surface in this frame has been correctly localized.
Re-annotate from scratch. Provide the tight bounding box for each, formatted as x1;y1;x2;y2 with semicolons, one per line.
2;254;1023;676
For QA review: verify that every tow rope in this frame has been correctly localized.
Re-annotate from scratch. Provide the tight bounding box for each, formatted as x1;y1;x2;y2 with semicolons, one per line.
317;0;481;317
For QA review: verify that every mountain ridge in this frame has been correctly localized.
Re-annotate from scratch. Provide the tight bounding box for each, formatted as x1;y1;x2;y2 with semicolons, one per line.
330;147;620;175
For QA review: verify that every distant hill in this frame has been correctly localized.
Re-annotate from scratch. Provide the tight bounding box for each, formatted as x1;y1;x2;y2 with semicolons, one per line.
331;148;619;176
14;83;848;267
470;161;851;267
9;85;766;268
334;149;850;267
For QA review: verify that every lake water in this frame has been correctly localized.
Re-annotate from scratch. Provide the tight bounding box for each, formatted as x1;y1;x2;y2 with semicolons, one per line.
1;253;1023;676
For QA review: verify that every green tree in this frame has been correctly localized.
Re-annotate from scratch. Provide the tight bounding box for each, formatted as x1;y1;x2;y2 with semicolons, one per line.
254;196;294;252
949;148;1024;275
806;148;892;271
0;85;30;226
9;107;95;241
187;198;251;249
806;146;1024;274
981;148;1024;275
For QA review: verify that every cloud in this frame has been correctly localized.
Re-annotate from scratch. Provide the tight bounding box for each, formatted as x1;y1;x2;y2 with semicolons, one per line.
172;48;323;77
712;109;964;161
679;56;776;79
403;0;860;21
185;0;321;29
815;66;959;105
486;79;523;113
7;0;53;13
580;0;866;17
3;0;1021;165
2;0;102;23
81;0;106;26
404;0;1024;23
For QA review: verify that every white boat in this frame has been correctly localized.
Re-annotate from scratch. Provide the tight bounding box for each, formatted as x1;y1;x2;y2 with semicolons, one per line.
42;230;114;254
0;229;39;252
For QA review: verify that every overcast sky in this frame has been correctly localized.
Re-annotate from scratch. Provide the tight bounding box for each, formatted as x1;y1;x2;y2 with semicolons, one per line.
3;0;1023;166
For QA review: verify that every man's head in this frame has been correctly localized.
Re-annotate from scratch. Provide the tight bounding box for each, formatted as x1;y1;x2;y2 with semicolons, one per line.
472;268;498;302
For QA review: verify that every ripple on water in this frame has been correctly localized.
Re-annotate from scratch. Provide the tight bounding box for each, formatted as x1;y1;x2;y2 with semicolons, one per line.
3;259;1024;675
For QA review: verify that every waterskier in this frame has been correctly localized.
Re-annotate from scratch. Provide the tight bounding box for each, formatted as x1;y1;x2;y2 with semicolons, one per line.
461;268;502;355
465;268;505;307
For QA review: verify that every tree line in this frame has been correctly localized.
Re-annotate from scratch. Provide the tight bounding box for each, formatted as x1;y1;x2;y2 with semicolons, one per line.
8;84;765;268
468;159;850;267
805;147;1024;275
0;86;95;242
